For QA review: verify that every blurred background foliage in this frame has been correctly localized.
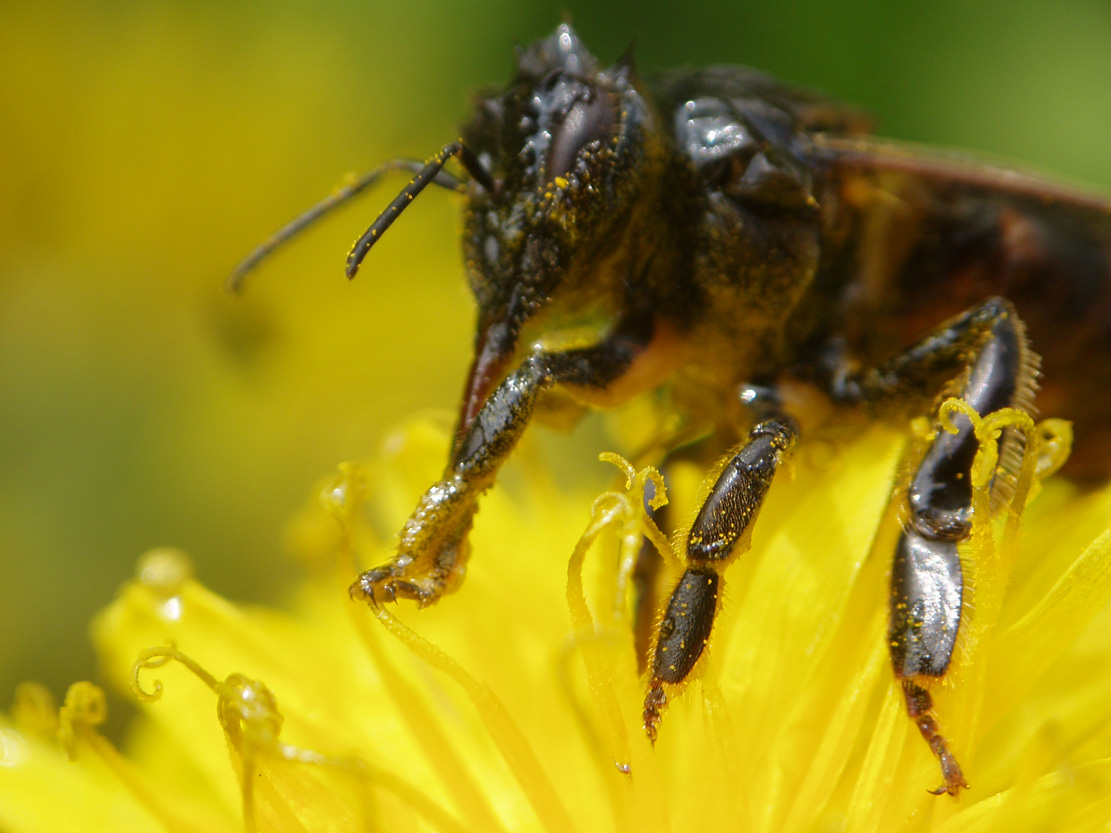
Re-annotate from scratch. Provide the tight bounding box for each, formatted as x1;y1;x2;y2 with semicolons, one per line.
3;0;1111;708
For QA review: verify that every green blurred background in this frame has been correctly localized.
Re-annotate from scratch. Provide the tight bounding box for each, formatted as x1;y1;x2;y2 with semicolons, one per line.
3;0;1111;707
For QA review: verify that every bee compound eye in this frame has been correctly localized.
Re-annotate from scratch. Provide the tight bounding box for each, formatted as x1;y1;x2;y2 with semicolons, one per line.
546;92;616;182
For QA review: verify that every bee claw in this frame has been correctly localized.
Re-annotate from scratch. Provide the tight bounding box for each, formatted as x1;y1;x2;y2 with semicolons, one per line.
349;568;400;606
350;565;450;608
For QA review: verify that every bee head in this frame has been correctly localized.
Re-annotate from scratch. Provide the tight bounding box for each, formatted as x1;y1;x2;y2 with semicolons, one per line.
459;25;663;356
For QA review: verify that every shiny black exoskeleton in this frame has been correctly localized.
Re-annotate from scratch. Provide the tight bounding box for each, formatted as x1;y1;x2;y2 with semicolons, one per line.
231;26;1111;797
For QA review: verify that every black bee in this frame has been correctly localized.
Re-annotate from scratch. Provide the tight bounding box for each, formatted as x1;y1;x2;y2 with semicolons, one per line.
230;25;1111;796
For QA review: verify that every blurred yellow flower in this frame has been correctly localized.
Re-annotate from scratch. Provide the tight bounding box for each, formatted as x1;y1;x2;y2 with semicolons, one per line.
2;412;1111;832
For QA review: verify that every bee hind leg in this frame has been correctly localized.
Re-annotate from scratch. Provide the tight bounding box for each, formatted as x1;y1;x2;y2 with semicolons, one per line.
832;296;1038;796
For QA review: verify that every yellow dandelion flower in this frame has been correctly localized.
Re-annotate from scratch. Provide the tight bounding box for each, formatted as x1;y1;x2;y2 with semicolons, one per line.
2;408;1111;832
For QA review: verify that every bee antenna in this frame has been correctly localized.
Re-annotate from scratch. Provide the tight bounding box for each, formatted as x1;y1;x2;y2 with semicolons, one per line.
225;159;465;294
345;140;494;280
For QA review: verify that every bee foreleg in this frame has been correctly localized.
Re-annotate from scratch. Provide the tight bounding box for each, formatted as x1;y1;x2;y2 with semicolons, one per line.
350;322;650;608
643;414;797;741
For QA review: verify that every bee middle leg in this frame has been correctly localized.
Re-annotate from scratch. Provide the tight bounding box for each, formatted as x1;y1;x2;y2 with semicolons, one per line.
832;295;1037;796
643;407;798;740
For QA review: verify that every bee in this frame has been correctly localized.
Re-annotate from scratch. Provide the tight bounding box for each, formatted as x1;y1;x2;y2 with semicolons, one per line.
230;25;1111;796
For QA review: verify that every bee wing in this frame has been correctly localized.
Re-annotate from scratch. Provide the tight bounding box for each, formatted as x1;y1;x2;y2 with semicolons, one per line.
815;134;1111;214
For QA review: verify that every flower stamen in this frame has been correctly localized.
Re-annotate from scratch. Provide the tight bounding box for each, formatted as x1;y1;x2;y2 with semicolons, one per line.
132;646;375;832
